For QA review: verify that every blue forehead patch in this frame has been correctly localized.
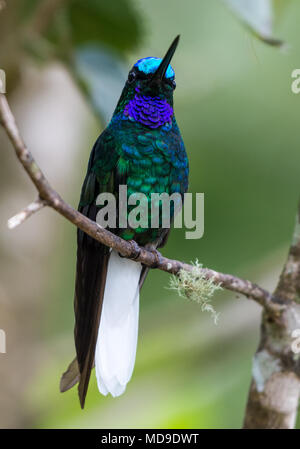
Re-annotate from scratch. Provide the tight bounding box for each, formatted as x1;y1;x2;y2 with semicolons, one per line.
134;57;175;79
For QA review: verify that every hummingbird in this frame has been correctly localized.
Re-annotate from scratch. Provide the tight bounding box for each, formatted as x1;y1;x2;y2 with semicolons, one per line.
60;35;189;408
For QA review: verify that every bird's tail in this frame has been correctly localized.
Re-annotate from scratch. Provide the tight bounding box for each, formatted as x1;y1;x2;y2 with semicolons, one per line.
94;250;142;397
60;357;80;393
60;249;142;400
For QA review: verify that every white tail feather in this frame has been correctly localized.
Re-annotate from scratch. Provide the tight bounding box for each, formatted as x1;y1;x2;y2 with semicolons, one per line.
95;250;142;397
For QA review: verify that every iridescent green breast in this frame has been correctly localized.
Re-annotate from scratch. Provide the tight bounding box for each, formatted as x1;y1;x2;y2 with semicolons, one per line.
111;114;188;244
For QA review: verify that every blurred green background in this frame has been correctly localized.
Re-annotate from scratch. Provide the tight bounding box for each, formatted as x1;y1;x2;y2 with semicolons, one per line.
0;0;299;428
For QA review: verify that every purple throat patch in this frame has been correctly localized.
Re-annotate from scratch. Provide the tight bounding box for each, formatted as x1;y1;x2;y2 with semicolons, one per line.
123;87;173;128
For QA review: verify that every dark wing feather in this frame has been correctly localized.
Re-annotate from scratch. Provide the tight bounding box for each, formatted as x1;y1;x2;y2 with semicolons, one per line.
75;204;110;409
73;133;118;408
60;357;79;393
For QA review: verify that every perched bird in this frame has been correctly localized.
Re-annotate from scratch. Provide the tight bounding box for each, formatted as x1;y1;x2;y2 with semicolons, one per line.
60;36;189;408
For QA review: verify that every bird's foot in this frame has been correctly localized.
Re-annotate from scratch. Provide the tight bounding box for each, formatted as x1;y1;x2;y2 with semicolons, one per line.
144;244;163;268
128;240;141;260
126;241;163;268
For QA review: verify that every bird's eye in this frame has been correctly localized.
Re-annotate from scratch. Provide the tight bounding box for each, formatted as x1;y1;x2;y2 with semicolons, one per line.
171;79;176;90
128;71;137;84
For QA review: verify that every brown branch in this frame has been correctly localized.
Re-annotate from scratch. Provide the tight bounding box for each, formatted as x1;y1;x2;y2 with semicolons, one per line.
0;93;285;315
274;201;300;303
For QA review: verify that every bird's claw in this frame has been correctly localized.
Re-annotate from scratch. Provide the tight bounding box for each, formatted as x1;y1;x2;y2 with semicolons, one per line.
126;241;162;269
128;240;141;260
148;248;163;269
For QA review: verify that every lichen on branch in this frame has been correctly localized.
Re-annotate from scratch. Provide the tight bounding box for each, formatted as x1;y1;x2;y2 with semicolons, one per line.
169;260;222;324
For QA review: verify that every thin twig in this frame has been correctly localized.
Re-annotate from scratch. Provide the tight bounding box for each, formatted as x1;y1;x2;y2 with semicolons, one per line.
7;197;47;229
0;93;285;314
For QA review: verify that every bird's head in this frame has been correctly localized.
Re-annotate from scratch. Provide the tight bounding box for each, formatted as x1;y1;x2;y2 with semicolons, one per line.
128;35;179;99
114;36;180;129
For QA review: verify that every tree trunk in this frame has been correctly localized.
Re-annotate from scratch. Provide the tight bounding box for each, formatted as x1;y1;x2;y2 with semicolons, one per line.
244;210;300;429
